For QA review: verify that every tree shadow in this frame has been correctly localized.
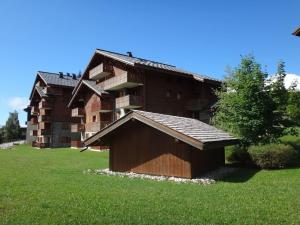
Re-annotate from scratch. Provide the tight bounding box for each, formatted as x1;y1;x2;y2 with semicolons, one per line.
220;163;260;183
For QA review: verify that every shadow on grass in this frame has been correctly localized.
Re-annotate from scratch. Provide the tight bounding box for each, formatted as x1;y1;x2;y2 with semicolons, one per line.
221;164;260;183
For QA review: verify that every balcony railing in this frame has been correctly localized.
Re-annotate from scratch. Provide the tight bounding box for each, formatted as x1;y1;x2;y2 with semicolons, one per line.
185;99;209;111
30;117;38;125
39;121;51;130
39;109;51;116
71;107;84;117
100;72;143;91
115;95;142;109
37;129;51;136
85;121;110;133
31;106;38;115
71;123;85;132
89;63;111;80
39;101;51;109
38;115;51;122
30;130;38;136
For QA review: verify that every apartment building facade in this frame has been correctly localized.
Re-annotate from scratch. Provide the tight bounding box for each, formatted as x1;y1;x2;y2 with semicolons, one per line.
26;71;80;148
68;49;221;148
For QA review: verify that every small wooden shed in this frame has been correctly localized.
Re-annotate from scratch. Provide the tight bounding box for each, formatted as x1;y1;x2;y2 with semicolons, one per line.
84;110;238;178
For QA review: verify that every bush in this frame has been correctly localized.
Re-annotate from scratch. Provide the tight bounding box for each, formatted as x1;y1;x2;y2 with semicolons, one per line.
227;145;251;164
248;144;296;169
280;136;300;151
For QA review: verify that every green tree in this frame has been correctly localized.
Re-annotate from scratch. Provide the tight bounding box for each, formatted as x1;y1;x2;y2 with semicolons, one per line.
0;127;3;144
4;111;21;142
265;61;291;140
286;82;300;125
213;55;271;146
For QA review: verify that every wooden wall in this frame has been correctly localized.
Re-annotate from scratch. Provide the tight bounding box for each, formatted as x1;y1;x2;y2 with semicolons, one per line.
107;121;192;178
144;70;218;118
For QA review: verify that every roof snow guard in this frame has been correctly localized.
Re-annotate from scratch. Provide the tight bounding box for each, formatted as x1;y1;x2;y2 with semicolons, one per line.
95;49;221;83
84;110;238;150
37;71;79;87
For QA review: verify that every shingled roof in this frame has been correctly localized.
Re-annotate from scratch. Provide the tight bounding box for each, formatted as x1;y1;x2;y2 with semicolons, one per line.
68;79;108;107
293;27;300;36
38;71;79;87
84;110;238;150
95;49;221;83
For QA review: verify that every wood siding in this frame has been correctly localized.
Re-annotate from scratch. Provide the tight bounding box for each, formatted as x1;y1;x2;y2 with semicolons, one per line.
107;122;192;178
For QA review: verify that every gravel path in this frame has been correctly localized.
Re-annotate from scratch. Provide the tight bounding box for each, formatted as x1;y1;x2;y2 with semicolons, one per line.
85;167;238;185
0;140;25;149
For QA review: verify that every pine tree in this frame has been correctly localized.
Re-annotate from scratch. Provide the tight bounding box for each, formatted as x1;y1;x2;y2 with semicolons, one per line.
4;111;21;142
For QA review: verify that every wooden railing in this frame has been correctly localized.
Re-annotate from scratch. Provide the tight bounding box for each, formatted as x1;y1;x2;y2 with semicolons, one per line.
89;63;111;80
71;107;84;117
100;72;143;91
31;106;38;115
115;95;142;109
85;121;110;133
71;123;85;132
38;115;51;122
38;101;51;109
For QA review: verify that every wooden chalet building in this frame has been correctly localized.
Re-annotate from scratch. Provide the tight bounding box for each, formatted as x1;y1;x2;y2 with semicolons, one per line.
25;71;80;148
68;49;221;148
84;110;237;178
293;27;300;36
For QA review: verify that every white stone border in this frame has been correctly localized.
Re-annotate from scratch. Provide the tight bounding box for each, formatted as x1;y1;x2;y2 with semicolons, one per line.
84;167;237;185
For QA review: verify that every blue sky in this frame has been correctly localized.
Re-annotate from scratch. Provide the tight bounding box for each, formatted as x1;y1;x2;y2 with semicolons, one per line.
0;0;299;126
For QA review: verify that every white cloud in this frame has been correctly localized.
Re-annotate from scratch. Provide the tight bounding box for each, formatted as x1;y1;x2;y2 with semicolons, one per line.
8;97;29;110
268;73;300;90
284;74;300;90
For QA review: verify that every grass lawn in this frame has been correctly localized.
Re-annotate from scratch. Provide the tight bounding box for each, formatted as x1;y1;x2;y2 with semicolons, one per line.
1;145;300;225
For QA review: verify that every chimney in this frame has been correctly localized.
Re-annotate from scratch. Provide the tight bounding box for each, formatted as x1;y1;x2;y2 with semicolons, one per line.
72;73;77;79
127;51;133;57
66;73;70;76
59;72;63;78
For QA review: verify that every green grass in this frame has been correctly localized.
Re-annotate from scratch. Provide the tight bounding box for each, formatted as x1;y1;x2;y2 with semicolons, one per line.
1;145;300;225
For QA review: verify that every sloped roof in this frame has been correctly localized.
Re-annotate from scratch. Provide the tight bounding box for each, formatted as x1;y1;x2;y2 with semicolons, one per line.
84;110;238;150
38;71;79;87
35;86;47;98
293;27;300;36
95;49;221;83
68;79;108;107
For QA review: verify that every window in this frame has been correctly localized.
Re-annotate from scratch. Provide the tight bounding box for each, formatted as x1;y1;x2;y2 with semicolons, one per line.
92;115;97;122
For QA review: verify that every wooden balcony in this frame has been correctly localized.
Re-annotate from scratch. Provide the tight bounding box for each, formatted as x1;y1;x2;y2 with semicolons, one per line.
38;115;51;122
71;107;84;117
31;106;38;115
71;123;85;132
30;117;38;125
39;109;51;116
38;101;51;109
30;130;38;136
37;129;51;136
89;63;111;80
115;95;142;109
185;99;209;111
39;121;51;130
100;72;143;91
85;121;110;133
